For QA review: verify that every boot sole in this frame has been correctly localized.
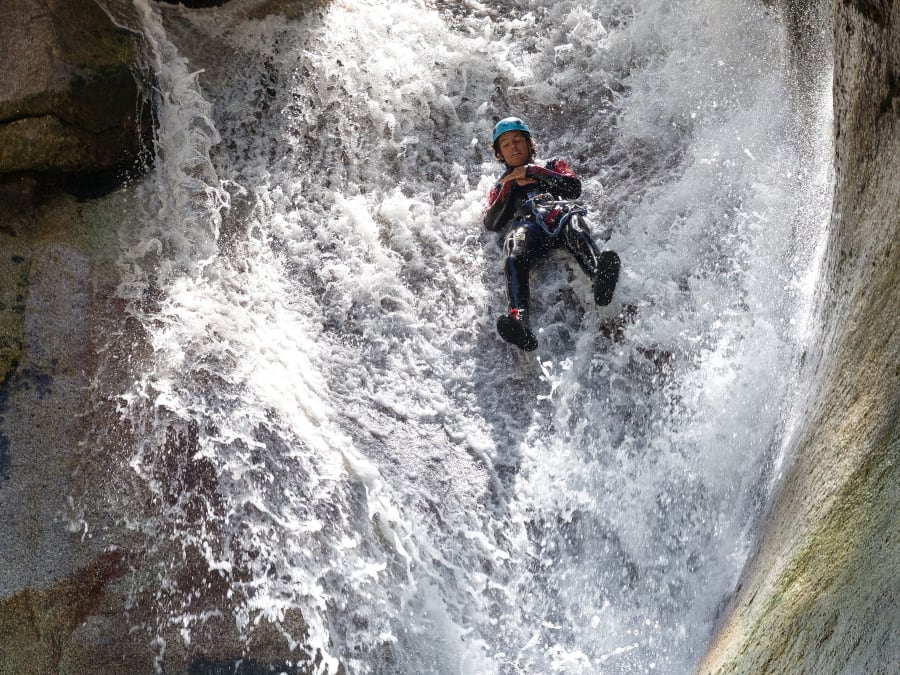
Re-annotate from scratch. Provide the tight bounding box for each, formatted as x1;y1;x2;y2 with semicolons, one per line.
593;251;621;306
497;315;538;351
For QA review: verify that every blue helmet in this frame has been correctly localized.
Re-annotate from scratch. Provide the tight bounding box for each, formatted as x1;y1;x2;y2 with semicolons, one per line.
492;116;531;147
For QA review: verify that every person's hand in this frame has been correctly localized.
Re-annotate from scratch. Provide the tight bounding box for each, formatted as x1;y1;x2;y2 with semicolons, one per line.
501;165;536;186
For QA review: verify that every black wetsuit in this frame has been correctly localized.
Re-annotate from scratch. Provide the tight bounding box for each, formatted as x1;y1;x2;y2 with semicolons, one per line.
484;158;607;314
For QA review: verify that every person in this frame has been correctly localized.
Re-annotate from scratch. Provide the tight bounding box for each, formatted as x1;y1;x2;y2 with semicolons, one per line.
484;116;621;351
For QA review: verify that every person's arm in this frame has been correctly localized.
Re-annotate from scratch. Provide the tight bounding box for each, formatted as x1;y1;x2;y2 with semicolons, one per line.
483;179;518;231
525;159;581;199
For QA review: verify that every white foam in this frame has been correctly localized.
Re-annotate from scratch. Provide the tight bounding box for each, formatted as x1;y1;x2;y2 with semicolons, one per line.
98;0;833;672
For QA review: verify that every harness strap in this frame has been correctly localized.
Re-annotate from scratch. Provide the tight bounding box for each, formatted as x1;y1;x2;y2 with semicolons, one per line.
524;194;587;237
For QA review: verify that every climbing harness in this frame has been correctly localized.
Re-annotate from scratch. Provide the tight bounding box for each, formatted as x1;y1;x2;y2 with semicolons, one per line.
523;193;588;237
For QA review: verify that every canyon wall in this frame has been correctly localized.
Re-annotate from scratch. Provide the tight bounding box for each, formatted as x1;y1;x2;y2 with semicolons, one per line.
698;1;899;671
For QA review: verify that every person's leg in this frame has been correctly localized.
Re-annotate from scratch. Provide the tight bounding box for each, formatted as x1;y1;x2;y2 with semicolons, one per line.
562;213;601;276
497;226;545;350
563;214;620;306
503;226;540;313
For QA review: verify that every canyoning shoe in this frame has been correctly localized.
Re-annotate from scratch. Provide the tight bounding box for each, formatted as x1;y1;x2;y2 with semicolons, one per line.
593;251;621;306
497;309;538;351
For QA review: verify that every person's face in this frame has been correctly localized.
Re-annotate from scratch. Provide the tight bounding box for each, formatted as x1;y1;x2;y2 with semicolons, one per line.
498;131;531;167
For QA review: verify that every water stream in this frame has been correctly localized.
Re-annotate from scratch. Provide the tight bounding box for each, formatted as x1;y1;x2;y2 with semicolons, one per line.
82;0;832;672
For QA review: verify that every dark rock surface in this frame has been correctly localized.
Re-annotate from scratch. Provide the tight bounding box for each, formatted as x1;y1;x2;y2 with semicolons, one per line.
0;0;151;184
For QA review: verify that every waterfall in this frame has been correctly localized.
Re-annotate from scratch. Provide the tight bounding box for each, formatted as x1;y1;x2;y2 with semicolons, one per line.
81;0;832;672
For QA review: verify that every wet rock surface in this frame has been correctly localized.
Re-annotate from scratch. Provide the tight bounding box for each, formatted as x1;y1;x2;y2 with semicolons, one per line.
0;0;151;184
698;1;900;672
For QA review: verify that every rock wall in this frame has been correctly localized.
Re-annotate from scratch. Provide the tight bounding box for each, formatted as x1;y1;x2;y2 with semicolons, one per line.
0;1;333;671
0;0;151;187
0;188;143;672
0;0;151;513
697;1;900;672
0;166;323;671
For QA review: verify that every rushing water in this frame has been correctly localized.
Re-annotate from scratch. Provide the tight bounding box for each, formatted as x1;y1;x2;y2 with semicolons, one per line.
83;0;831;672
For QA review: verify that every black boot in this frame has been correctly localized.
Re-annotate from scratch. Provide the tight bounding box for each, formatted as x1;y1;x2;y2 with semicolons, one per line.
496;308;538;351
593;251;621;306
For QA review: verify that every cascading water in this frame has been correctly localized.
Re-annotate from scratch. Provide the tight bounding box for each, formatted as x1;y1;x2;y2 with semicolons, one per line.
80;0;831;672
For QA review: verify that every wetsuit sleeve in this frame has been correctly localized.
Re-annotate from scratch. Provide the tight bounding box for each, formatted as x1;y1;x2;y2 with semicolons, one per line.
525;159;581;199
483;179;518;232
